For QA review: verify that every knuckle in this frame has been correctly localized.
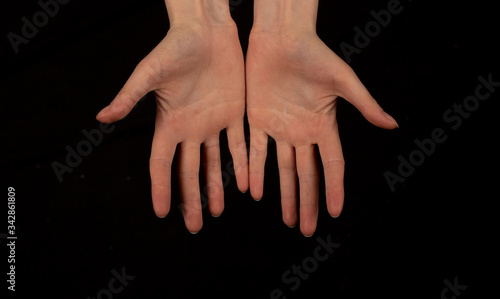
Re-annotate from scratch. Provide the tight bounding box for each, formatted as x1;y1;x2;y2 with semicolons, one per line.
322;158;345;170
150;158;172;170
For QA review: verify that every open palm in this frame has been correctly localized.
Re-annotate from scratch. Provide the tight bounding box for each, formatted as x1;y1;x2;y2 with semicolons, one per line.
97;24;248;233
246;31;398;236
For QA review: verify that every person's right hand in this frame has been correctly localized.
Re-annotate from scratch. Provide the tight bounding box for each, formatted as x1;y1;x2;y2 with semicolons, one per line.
96;1;248;234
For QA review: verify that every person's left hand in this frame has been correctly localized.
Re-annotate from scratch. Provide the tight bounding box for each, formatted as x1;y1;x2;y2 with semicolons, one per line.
246;29;398;236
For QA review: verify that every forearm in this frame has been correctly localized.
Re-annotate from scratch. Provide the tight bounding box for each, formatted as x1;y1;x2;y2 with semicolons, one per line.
252;0;319;33
164;0;234;27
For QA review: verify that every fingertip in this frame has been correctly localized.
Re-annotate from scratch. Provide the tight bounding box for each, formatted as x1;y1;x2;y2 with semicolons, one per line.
97;104;132;123
152;190;171;219
249;129;268;200
153;199;170;218
343;83;398;130
208;184;224;217
284;217;297;229
329;202;343;218
182;201;203;235
235;165;249;193
153;202;169;218
282;200;298;228
251;191;263;202
226;122;250;193
300;209;318;238
249;170;264;201
186;219;203;235
238;182;249;194
326;189;344;219
301;227;316;238
96;117;115;124
96;107;113;123
96;105;109;116
187;222;203;235
209;202;224;219
383;111;400;129
360;107;399;130
155;211;168;219
250;182;263;201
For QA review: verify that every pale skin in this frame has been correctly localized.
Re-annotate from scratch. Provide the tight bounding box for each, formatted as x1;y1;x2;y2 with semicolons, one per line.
97;0;398;236
96;0;248;234
247;0;398;237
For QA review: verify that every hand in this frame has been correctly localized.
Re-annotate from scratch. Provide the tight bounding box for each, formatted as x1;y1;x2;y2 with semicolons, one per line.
96;1;248;234
246;3;398;236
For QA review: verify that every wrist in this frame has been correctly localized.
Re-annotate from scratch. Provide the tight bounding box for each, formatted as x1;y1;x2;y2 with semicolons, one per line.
164;0;234;28
251;0;319;35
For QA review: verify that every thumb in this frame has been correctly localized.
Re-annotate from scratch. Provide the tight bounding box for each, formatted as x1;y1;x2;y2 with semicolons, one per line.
96;58;158;123
340;69;399;130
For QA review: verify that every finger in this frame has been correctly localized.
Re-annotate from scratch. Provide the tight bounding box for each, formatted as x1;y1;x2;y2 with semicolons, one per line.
318;124;345;218
276;142;298;228
149;122;177;218
96;57;159;123
295;145;319;237
249;128;268;201
339;68;399;130
202;134;224;217
226;121;249;193
178;141;203;234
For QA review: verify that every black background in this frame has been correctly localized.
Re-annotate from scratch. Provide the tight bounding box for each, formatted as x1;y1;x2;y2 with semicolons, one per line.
1;0;497;298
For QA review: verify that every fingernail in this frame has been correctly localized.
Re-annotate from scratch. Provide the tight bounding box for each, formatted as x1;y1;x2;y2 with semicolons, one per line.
383;112;399;128
303;234;313;238
189;230;199;235
331;211;341;218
